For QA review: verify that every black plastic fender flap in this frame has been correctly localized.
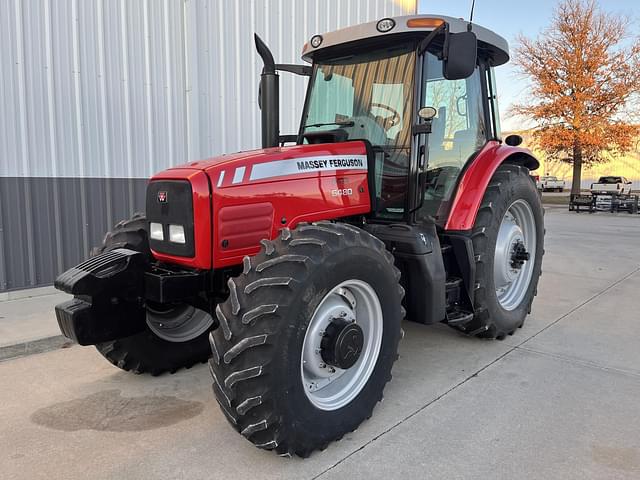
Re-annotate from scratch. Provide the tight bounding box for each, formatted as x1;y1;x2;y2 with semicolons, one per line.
54;248;148;345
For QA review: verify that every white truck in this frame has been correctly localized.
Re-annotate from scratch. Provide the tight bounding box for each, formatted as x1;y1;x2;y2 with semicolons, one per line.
590;176;633;195
538;175;565;192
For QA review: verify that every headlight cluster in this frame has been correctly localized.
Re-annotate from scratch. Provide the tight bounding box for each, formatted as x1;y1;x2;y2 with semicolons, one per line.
149;222;186;244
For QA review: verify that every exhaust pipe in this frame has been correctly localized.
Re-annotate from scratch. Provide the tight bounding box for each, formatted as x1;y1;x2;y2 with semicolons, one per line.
255;34;279;148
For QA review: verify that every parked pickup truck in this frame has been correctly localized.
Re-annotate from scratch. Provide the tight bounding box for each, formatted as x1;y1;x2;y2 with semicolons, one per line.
590;176;633;195
538;175;565;192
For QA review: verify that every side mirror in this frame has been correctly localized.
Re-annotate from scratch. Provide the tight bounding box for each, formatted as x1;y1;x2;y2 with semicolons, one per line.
443;31;477;80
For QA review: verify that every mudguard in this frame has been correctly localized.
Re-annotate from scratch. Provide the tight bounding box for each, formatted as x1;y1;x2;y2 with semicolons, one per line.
445;141;539;231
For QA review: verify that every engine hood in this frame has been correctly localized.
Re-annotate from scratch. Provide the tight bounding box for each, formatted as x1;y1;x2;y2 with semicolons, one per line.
164;141;369;188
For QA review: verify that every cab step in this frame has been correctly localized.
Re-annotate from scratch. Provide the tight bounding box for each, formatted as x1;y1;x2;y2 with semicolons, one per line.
445;276;462;290
446;308;474;327
445;276;463;305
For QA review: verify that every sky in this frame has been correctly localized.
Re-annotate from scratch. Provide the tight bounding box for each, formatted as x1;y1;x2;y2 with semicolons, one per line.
418;0;640;130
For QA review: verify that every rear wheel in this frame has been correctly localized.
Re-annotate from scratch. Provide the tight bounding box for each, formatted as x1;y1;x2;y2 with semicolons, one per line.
208;222;404;456
452;164;544;339
94;213;213;375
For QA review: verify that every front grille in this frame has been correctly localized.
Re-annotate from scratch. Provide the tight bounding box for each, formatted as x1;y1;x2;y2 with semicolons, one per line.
146;180;195;257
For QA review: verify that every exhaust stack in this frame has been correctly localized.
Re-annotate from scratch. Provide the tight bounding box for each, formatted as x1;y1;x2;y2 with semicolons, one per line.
255;34;279;148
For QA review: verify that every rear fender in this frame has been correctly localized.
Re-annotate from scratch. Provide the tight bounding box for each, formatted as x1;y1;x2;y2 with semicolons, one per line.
445;141;539;231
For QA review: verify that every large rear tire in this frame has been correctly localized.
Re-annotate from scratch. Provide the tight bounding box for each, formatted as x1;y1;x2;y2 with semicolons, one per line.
93;213;213;375
208;222;404;456
454;164;544;339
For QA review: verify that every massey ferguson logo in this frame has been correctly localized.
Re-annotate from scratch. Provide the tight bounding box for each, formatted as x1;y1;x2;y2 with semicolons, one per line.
157;191;168;203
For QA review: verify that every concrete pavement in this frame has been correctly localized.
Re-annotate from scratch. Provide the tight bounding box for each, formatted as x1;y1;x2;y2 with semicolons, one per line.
0;208;639;479
0;291;69;348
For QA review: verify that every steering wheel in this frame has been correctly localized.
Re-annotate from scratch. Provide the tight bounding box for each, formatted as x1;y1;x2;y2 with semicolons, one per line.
371;103;401;130
343;115;388;146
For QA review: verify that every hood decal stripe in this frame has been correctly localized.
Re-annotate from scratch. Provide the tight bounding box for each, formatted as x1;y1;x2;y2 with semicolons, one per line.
249;155;368;182
232;166;246;184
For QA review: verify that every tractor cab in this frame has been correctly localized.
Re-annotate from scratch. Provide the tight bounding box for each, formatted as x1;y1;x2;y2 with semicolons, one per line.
258;15;510;224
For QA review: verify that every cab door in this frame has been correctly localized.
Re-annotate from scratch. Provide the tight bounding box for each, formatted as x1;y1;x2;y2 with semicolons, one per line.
418;51;487;224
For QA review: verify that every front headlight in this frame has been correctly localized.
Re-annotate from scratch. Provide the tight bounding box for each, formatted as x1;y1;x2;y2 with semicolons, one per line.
169;224;186;244
150;222;164;241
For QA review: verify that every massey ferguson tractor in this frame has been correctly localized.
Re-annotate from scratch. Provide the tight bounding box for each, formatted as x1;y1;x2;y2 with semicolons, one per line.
54;15;543;456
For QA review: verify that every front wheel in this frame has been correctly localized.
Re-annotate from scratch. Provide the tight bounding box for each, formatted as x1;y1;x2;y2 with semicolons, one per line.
93;214;214;375
452;164;544;339
208;222;404;456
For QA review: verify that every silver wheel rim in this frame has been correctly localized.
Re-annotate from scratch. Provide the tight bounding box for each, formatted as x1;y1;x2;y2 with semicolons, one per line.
494;199;537;311
146;305;213;342
301;280;383;411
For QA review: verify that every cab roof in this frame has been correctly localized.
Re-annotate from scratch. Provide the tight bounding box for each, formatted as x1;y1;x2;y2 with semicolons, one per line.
301;14;510;67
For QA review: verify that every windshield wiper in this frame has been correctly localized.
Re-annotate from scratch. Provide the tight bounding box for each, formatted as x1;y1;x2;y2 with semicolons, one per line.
303;120;355;128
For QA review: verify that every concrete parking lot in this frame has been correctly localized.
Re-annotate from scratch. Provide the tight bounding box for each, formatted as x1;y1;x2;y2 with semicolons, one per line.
1;208;639;480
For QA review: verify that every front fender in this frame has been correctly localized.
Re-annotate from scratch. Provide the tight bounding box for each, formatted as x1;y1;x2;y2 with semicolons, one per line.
445;141;539;231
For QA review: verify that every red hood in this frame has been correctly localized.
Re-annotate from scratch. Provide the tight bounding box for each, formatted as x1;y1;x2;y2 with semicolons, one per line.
163;142;369;186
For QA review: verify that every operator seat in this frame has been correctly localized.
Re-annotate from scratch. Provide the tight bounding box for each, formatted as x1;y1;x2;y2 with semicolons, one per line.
451;129;484;161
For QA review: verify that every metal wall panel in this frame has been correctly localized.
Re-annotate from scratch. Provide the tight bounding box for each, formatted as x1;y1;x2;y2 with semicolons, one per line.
0;0;416;291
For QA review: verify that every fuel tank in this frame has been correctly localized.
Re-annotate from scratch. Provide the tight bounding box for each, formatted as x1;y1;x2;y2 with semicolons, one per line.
148;141;372;269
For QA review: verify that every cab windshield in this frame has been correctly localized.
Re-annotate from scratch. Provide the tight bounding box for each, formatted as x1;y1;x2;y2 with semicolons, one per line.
301;43;416;216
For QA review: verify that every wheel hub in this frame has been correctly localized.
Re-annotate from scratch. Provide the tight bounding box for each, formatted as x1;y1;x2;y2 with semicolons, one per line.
300;280;383;411
510;241;530;270
321;319;364;370
494;214;525;287
493;199;537;311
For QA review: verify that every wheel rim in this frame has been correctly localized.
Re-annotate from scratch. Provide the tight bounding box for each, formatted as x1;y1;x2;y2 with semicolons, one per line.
301;280;383;411
493;199;537;311
146;304;213;342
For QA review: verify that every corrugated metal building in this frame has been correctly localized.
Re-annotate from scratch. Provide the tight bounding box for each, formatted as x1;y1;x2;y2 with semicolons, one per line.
0;0;416;292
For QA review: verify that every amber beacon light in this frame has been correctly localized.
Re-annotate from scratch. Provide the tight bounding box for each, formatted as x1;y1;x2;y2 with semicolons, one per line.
406;17;445;28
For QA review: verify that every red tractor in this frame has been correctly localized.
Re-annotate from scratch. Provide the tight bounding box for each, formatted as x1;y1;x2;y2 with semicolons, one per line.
54;15;543;456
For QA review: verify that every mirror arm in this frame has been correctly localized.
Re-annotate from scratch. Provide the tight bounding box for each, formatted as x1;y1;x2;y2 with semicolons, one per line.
417;23;447;56
441;24;450;61
276;64;312;77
